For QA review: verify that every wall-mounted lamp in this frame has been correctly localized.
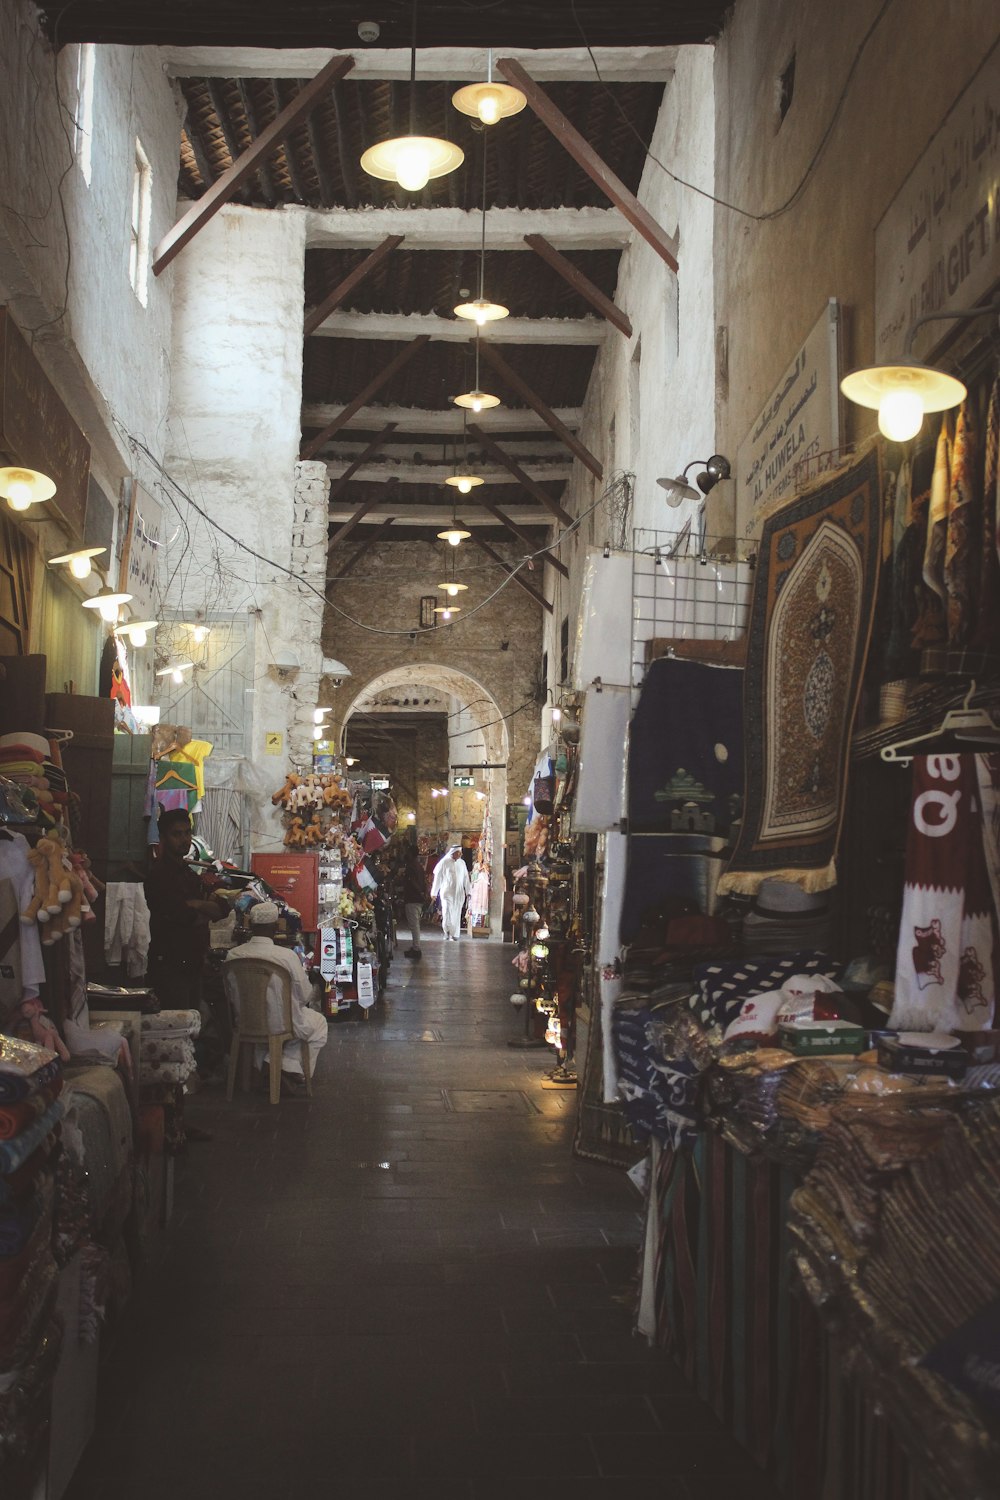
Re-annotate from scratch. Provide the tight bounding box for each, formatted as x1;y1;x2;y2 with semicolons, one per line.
657;454;731;505
270;648;301;681
0;466;56;512
323;657;352;688
81;583;133;624
344;756;358;768
313;706;332;724
840;302;1000;442
48;545;106;579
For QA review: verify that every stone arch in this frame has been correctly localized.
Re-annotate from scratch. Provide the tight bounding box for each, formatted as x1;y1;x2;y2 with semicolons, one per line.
339;662;510;936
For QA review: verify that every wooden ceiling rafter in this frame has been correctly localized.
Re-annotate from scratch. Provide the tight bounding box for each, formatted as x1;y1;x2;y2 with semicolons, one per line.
333;516;397;577
327;480;397;547
524;233;632;337
469;533;553;615
304;234;405;336
467;423;575;525
497;57;679;273
326;423;398;502
301;333;431;458
153;52;356;274
476;347;603;481
481;500;569;579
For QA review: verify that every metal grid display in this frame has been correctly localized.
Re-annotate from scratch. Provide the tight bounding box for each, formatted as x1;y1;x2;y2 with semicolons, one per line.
630;529;755;691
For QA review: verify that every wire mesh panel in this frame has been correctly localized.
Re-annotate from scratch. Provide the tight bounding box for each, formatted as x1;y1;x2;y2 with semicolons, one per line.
631;529;755;691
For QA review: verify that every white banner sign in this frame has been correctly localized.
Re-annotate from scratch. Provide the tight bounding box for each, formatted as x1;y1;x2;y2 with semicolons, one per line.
124;483;162;620
736;300;842;532
875;43;1000;364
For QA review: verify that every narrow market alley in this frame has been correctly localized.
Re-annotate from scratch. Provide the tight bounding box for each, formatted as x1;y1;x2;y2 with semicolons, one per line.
65;937;771;1500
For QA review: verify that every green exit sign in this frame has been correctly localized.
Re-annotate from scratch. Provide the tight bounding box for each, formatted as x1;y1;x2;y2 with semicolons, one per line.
453;776;474;788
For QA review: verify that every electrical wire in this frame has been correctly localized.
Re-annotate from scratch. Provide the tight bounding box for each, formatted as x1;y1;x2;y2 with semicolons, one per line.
569;0;898;223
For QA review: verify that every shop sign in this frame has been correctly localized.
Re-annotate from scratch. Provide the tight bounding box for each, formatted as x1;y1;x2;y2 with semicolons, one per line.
0;308;90;541
736;300;842;533
453;776;474;787
875;42;1000;365
250;852;318;932
370;775;390;790
120;481;162;617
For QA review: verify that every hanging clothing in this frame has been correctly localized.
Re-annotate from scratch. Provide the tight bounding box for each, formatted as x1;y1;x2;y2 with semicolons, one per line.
974;371;1000;646
223;936;328;1077
0;833;45;1008
104;883;152;977
917;415;952;645
169;740;213;803
431;849;471;941
469;864;490;919
943;400;981;646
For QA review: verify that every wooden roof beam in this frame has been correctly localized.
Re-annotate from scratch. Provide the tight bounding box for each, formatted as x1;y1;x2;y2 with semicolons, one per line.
523;233;632;338
153;52;355;276
303;402;583;435
163;47;678;84
303;205;629;252
308;309;604;345
331;516;396;576
301;334;430;459
468;422;576;525
304;235;405;337
327;483;396;547
469;533;553;614
326;423;397;502
474;352;603;482
481;500;569;579
497;57;679;274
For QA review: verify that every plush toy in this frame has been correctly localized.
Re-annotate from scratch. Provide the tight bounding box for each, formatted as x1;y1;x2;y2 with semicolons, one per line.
284;816;306;848
302;812;324;847
40;837;72;909
21;846;51;926
271;772;302;807
70;850;103;904
17;998;71;1061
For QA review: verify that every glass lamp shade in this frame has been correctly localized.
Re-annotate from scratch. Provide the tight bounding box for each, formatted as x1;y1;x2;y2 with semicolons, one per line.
360;135;464;193
444;473;484;493
453;298;509;326
451;81;526;125
0;466;57;511
117;619;158;647
48;545;107;578
522;905;540;928
433;604;461;618
437;526;471;546
452;389;501;412
656;474;701;506
437;582;469;596
840;360;966;441
82;585;133;623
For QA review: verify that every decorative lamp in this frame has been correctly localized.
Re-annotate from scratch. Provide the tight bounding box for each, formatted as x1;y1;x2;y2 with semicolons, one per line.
360;0;463;192
0;466;56;512
531;942;549;960
313;707;332;724
452;51;526;126
186;622;210;644
657;454;731;505
454;128;509;324
433;604;461;620
438;489;472;546
156;661;194;685
445;471;484;494
117;618;158;647
535;924;550;941
48;545;106;579
453;331;501;411
841;302;1000;441
437;580;469;596
522;904;540;928
82;584;133;624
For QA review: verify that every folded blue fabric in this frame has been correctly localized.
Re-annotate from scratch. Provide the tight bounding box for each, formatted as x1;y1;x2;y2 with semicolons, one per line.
0;1102;64;1177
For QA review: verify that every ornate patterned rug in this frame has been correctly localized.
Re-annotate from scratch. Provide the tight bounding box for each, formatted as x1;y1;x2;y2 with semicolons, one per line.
719;444;882;895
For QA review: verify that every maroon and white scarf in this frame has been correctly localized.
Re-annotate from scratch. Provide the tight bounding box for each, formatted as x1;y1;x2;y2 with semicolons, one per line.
891;753;1000;1031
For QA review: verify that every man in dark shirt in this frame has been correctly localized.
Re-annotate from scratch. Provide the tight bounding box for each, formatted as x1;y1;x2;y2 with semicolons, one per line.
144;807;228;1009
402;847;428;960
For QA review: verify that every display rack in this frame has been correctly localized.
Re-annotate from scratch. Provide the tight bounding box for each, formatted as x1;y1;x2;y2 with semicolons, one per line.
630;530;755;693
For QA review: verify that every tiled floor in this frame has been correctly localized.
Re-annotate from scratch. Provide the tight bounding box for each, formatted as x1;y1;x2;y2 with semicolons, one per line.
66;934;776;1499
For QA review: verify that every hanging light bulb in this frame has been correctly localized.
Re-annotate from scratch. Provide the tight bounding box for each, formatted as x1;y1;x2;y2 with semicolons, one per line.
437;581;469;597
48;546;107;579
840;359;966;442
445;472;484;493
189;623;210;645
452;50;527;125
454;126;509;324
0;466;56;512
360;0;463;192
433;604;461;619
438;525;471;546
453;331;501;412
118;619;158;648
82;584;133;624
156;661;194;684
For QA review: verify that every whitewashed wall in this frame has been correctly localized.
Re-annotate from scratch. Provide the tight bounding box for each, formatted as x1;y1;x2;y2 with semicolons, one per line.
163;203;320;851
0;4;181;498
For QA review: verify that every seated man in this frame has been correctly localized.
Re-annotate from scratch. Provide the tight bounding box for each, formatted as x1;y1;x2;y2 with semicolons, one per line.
223;901;328;1095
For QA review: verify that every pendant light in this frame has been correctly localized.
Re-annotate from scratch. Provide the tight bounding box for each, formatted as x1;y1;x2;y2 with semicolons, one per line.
454;130;508;326
444;408;484;494
117;618;158;647
0;466;56;512
452;48;526;127
433;601;461;619
453;332;501;412
156;661;194;685
437;499;471;548
437;541;469;597
81;582;133;624
360;0;464;193
48;545;106;579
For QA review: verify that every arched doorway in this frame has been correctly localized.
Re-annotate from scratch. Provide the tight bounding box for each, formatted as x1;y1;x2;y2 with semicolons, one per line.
338;664;510;937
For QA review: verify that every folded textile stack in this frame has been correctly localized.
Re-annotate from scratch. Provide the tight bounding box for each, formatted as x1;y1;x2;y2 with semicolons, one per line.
789;1094;1000;1499
139;1009;201;1086
0;1037;64;1482
0;733;68;818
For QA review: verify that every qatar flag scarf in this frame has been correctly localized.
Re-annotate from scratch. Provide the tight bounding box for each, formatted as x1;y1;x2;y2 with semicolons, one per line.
890;753;1000;1032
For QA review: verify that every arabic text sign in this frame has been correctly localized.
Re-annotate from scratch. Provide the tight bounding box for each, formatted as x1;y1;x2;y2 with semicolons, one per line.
124;483;162;619
736;299;841;531
876;43;1000;364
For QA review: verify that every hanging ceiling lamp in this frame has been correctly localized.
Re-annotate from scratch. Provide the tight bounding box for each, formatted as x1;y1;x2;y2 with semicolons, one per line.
452;48;526;127
454;129;508;326
156;661;194;685
437;502;472;548
437;539;469;596
360;0;464;193
0;466;56;512
453;332;501;412
433;601;461;619
81;582;133;624
444;407;484;494
117;618;158;647
47;545;107;579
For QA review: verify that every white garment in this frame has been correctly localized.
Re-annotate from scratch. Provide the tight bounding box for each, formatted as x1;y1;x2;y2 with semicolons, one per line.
0;833;45;1002
223;935;328;1077
104;882;152;977
431;853;471;940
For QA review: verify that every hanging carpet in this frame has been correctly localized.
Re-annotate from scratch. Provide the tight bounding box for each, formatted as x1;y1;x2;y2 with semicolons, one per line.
719;444;882;895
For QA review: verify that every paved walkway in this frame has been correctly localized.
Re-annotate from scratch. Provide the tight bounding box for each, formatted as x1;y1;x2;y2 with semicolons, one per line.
67;933;773;1500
